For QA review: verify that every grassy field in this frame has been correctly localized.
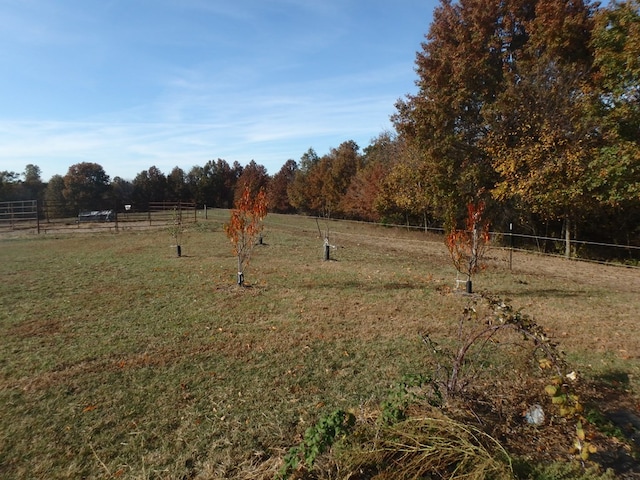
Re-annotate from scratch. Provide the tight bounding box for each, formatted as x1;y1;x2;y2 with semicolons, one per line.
1;211;639;479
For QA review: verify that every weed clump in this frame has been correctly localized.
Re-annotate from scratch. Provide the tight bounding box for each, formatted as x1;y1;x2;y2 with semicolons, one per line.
276;294;636;479
338;411;514;479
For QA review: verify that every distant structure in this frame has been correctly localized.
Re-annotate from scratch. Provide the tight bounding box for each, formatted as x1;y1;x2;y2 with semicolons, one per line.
78;210;115;222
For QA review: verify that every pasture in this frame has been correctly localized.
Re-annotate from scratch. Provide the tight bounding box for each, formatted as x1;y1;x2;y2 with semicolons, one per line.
1;212;639;478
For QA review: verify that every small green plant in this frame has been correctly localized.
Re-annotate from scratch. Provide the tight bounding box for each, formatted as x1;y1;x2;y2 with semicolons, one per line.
585;408;627;442
380;373;441;425
279;409;355;479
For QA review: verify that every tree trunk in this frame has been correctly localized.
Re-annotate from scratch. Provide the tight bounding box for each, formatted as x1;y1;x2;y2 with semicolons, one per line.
237;256;244;286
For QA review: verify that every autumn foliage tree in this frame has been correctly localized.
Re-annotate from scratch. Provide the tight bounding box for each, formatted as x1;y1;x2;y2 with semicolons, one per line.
224;185;268;286
392;0;623;253
287;142;361;218
485;0;598;257
268;159;298;213
446;201;490;293
342;132;399;222
586;0;640;240
392;0;504;226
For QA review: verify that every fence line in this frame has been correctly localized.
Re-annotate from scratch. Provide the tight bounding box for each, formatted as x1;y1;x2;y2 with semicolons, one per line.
2;204;638;267
257;213;639;267
504;231;640;251
0;200;197;234
0;200;39;232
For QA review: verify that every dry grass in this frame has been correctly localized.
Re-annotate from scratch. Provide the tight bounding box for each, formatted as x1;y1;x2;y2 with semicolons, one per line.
0;211;638;479
338;410;514;479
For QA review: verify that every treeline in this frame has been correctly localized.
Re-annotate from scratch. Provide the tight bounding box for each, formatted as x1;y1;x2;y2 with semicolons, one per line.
0;138;390;221
1;0;639;252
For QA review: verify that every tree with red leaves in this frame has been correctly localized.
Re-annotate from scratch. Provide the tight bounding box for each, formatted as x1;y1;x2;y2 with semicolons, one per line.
446;201;490;293
224;185;268;286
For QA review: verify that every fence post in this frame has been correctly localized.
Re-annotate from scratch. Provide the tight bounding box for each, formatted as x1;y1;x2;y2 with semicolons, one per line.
509;222;513;270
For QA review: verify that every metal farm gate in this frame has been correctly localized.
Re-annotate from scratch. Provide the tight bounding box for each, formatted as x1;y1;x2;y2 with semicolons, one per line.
0;200;39;233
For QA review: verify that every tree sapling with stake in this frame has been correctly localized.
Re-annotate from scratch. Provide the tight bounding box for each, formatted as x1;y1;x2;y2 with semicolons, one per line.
224;185;268;286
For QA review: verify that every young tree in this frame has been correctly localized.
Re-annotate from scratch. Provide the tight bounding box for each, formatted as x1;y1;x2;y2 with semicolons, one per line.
446;201;490;293
168;206;184;257
223;185;268;286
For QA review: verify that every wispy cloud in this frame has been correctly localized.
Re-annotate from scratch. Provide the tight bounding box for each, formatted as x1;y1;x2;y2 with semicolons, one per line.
0;50;407;179
0;83;397;180
0;0;435;180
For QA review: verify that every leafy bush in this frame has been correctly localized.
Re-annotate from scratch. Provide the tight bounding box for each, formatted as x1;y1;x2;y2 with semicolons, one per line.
279;409;355;479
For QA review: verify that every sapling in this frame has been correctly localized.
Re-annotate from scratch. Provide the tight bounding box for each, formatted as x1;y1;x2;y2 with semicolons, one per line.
446;201;490;293
223;185;268;286
167;206;184;257
316;217;331;261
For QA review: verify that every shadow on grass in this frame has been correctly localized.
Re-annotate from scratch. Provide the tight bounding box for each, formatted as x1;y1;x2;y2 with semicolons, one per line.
300;279;422;291
501;288;584;298
583;369;640;475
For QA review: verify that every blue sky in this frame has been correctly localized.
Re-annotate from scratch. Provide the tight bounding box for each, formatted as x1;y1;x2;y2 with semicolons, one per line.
1;0;438;181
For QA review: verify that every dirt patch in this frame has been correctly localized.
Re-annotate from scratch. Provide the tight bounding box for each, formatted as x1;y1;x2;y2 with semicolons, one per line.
8;317;64;338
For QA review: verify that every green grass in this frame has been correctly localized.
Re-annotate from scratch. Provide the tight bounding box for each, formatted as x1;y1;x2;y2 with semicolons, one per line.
1;212;638;478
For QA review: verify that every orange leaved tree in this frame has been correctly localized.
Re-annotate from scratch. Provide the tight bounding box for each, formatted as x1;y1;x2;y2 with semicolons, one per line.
446;201;490;293
224;185;268;286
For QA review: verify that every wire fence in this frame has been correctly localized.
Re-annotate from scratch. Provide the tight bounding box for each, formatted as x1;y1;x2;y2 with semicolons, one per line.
259;214;640;268
2;201;638;267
